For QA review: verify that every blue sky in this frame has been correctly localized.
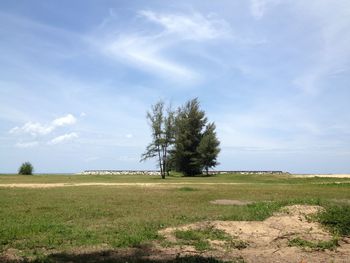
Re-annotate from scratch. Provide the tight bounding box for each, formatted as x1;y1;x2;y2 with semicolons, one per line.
1;0;350;173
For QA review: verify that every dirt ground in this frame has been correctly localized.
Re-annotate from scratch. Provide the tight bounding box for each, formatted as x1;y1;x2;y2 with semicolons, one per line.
157;205;350;263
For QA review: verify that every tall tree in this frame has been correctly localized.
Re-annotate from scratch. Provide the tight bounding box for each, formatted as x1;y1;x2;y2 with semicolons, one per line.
196;123;220;175
172;98;208;176
141;101;174;179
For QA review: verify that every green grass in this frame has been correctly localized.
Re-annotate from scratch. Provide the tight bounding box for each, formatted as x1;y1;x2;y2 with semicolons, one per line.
174;226;248;251
317;205;350;236
288;237;339;251
174;226;233;251
0;173;349;261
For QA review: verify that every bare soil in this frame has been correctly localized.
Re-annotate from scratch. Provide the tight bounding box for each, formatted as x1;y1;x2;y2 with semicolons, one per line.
157;205;350;263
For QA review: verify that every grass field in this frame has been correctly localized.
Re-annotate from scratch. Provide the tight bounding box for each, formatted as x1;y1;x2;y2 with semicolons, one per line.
0;173;349;262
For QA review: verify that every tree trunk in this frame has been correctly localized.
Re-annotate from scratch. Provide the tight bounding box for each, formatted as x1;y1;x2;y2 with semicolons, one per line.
157;145;163;179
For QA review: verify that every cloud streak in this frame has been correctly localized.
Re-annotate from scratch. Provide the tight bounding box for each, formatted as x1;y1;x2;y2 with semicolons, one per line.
105;35;198;81
139;10;231;40
15;141;39;148
98;10;232;83
48;132;79;145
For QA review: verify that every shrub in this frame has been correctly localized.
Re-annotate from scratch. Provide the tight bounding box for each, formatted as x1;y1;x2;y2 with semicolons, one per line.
317;205;350;236
18;162;34;175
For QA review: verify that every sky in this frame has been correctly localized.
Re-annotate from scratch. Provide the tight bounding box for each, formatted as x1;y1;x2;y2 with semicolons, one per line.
1;0;350;174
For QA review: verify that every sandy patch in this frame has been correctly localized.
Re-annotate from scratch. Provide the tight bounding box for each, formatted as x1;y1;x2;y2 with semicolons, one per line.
0;182;261;188
1;178;350;189
210;199;254;205
292;174;350;178
158;205;350;263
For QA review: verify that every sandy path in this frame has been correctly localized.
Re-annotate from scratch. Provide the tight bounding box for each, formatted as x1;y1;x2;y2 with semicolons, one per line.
292;174;350;178
0;182;255;188
0;180;349;188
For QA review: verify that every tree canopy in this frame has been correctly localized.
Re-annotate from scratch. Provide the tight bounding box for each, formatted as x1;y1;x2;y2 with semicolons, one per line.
141;98;220;177
141;101;174;179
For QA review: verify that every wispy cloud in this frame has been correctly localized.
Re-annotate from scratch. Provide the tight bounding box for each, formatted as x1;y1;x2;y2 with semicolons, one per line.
139;10;231;40
97;10;232;83
15;141;39;148
1;1;350;173
250;0;280;19
48;132;78;145
105;35;198;81
9;114;77;136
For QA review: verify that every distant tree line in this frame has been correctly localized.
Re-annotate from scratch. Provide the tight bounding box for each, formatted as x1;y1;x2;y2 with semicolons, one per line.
141;98;220;178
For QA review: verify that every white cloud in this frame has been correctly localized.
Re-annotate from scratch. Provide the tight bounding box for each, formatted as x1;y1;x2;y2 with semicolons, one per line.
10;122;54;136
105;35;198;82
9;114;77;136
250;0;280;19
99;10;232;82
139;10;231;40
15;141;39;148
48;132;78;145
52;114;76;126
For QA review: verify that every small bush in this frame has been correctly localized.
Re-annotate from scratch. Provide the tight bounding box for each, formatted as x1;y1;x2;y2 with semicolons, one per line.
18;162;34;175
317;205;350;236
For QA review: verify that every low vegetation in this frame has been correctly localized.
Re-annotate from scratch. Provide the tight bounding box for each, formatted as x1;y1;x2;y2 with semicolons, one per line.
174;226;234;251
317;205;350;236
0;173;349;261
288;237;339;251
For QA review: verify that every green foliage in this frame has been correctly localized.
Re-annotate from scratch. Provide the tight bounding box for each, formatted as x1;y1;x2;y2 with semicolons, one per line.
141;101;175;179
317;205;350;236
18;162;33;175
142;98;220;177
288;237;338;251
172;98;220;176
197;123;220;175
